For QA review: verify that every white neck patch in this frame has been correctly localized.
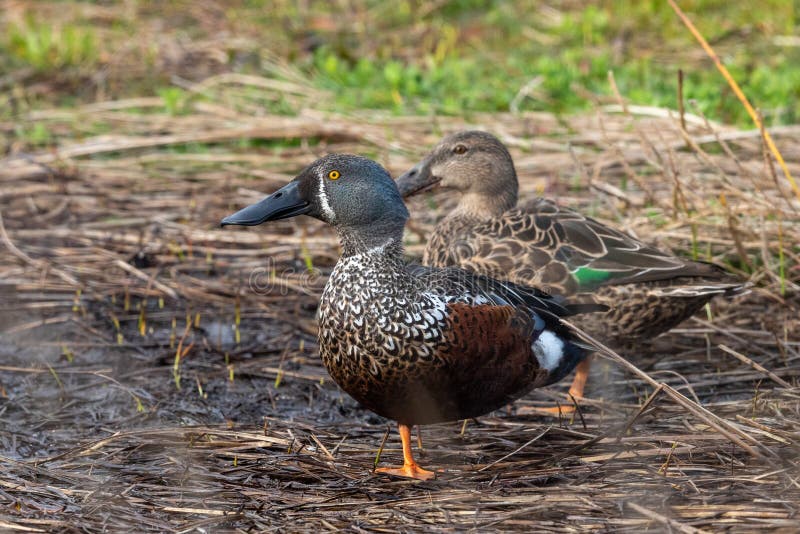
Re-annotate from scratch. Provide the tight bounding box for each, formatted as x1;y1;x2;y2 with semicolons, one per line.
318;175;335;223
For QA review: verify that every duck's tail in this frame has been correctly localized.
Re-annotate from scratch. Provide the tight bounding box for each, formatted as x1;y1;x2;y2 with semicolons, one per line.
542;336;592;386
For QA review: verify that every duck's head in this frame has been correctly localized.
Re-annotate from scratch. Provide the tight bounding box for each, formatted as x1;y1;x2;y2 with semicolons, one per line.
396;130;518;216
222;154;409;250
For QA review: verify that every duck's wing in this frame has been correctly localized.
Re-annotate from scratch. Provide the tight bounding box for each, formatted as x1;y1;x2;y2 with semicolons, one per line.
408;264;605;321
428;198;742;294
407;265;600;412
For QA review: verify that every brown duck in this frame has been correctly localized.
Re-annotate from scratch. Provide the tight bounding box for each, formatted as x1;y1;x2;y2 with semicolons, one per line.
396;131;745;410
222;154;603;479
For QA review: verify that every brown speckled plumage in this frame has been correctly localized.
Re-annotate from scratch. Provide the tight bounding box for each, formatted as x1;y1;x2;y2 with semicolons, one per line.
397;130;746;347
317;240;574;425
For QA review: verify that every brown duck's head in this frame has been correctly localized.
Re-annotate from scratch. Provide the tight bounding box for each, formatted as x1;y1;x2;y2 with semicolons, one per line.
395;130;519;216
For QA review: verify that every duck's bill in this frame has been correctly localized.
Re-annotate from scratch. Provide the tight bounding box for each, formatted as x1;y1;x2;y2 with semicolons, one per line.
395;161;441;198
221;180;310;226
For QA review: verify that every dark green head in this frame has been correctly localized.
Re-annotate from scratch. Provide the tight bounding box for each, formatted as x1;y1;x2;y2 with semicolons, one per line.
395;130;518;216
222;154;409;251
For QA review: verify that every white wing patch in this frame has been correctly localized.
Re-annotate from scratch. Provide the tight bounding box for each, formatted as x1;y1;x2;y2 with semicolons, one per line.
532;330;564;371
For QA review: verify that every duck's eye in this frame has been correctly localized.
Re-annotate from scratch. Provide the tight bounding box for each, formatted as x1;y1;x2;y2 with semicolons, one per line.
453;144;468;155
328;170;341;180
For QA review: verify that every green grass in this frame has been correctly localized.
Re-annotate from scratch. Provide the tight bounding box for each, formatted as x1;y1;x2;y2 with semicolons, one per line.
3;15;98;71
1;1;799;126
157;87;191;116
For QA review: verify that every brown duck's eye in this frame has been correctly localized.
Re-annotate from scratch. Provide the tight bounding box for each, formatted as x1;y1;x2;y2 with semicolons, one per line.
328;170;341;180
453;144;468;155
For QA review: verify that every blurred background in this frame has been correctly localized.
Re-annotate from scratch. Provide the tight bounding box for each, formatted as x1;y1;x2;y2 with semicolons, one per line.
2;0;800;141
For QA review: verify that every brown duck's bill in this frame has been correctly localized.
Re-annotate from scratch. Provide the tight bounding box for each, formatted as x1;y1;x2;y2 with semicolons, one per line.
221;180;310;226
395;161;442;198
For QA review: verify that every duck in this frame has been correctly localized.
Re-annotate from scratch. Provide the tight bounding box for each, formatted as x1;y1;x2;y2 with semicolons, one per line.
222;154;604;480
395;130;745;410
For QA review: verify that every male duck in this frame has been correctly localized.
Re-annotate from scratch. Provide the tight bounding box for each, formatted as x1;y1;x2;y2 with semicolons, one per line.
222;154;602;480
396;130;745;408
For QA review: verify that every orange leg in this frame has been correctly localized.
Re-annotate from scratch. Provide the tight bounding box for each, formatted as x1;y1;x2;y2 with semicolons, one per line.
522;357;591;416
567;356;590;400
375;424;435;480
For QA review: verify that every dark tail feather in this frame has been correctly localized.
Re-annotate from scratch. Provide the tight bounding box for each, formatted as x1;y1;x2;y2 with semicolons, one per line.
653;281;751;298
724;282;752;297
563;302;609;315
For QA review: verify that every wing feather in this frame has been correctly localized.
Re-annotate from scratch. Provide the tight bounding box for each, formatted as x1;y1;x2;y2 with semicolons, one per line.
428;197;740;293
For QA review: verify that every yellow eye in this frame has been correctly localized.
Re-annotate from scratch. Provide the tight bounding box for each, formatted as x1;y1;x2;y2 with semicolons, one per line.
328;170;340;180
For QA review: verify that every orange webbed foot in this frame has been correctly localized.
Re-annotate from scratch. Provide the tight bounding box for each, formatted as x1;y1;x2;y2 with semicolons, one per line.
522;403;578;416
376;423;436;480
375;462;436;481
